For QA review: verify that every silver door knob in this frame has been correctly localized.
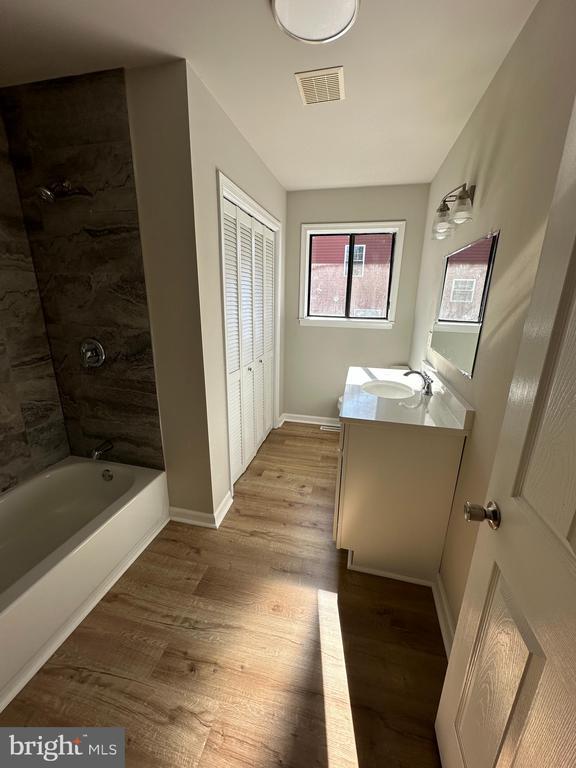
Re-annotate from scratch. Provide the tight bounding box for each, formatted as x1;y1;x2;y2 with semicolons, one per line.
464;501;501;530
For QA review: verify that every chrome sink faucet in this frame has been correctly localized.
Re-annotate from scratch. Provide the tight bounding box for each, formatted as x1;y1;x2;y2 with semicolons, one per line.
91;440;113;460
404;369;434;396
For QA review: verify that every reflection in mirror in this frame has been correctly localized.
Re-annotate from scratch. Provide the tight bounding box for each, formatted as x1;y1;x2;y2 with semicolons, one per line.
429;233;498;377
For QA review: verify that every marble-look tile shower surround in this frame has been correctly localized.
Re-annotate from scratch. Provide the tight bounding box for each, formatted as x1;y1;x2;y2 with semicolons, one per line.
0;69;164;470
0;116;69;492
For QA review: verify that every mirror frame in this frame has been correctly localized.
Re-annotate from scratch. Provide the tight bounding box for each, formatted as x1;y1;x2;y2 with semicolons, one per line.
429;231;500;379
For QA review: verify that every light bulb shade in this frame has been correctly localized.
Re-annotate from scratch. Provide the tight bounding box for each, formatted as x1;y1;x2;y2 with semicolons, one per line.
432;202;452;234
449;191;473;225
433;227;453;241
272;0;359;44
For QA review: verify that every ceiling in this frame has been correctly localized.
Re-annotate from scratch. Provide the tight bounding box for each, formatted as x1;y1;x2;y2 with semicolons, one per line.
0;0;538;190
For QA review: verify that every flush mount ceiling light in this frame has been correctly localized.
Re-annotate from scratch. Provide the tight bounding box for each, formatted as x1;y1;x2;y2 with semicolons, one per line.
432;183;476;241
271;0;359;44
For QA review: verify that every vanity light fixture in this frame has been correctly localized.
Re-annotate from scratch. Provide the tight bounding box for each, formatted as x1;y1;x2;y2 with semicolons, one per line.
271;0;359;44
432;183;475;240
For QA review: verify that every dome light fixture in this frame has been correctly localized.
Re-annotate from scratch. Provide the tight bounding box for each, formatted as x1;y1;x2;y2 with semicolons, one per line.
431;183;476;240
271;0;359;44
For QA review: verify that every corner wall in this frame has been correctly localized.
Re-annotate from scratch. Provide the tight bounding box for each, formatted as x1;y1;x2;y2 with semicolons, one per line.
410;0;576;624
185;63;287;511
126;62;213;515
284;185;428;418
127;60;286;518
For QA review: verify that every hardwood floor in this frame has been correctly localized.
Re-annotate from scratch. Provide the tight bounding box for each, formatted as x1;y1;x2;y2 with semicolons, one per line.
0;423;446;767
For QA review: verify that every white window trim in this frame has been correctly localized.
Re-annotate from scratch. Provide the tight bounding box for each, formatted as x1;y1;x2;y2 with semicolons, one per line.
299;220;405;329
450;278;476;303
343;243;366;277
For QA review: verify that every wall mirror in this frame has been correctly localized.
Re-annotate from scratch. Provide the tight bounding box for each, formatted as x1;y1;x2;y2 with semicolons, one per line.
429;232;499;377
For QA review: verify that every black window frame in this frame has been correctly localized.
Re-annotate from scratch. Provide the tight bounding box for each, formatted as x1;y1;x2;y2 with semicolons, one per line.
306;232;396;321
437;233;499;325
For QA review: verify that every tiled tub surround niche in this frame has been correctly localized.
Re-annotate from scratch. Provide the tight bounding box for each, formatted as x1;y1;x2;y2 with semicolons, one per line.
0;70;164;470
0;116;68;493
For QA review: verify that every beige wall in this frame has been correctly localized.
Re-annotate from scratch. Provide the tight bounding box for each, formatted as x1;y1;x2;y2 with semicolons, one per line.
185;63;287;511
126;62;214;515
127;60;286;519
410;0;576;624
284;185;429;418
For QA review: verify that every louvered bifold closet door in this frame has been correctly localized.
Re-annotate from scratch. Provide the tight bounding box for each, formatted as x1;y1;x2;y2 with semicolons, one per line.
253;223;265;446
238;209;256;462
222;200;244;481
263;228;275;433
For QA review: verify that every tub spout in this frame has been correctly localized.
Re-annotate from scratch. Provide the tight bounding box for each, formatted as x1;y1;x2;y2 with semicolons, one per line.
91;440;113;460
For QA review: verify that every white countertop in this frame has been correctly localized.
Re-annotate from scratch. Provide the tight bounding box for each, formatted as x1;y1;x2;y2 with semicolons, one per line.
339;366;474;434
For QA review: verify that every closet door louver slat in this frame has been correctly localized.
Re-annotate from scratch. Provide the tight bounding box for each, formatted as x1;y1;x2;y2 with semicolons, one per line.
264;232;275;353
242;365;255;463
223;211;240;374
254;359;265;446
227;373;243;481
239;216;254;366
253;229;265;359
264;355;273;433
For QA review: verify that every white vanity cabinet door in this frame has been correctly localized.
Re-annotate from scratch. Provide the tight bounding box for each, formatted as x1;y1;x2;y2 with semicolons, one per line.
337;421;465;582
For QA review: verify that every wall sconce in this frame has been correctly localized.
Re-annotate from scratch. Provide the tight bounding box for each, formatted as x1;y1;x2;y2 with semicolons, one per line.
432;183;475;240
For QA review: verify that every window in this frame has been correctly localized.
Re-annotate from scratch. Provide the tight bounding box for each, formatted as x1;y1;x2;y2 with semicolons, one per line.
450;278;476;303
437;236;495;323
343;244;366;277
299;221;405;328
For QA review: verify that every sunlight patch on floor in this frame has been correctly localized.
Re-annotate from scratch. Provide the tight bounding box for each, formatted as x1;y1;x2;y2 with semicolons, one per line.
317;589;359;768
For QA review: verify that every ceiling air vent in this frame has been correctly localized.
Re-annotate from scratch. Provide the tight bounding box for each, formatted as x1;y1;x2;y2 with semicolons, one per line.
295;66;345;106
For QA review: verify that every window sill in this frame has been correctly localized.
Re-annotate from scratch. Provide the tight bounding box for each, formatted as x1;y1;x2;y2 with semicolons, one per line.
433;322;481;334
299;317;395;330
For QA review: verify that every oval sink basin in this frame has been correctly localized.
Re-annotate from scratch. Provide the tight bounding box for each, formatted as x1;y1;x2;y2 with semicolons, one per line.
361;379;415;400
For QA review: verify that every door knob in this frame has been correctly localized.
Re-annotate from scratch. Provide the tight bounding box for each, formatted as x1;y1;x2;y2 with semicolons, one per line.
464;501;501;530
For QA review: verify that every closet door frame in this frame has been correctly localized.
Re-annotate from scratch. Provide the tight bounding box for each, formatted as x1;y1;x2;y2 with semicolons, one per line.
218;171;282;494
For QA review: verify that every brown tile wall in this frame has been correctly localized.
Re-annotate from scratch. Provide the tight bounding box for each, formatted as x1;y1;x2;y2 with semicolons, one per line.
0;69;164;475
0;115;68;492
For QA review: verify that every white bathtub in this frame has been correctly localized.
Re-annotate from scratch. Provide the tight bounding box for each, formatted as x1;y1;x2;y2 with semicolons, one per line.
0;457;169;711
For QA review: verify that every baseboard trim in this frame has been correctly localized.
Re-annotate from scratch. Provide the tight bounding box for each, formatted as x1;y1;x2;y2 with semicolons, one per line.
280;412;340;428
347;551;454;657
214;491;233;528
432;573;455;658
0;516;167;712
170;491;234;530
170;506;217;528
346;551;434;587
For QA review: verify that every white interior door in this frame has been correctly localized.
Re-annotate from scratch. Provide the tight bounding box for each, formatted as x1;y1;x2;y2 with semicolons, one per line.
436;100;576;768
238;208;255;463
222;200;244;482
222;195;277;483
253;223;265;446
263;228;275;433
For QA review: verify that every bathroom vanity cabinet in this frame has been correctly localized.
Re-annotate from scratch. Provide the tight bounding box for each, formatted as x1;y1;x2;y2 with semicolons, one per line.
334;367;474;583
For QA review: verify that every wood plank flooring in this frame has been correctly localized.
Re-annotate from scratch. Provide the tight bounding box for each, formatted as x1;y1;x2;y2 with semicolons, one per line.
0;423;446;767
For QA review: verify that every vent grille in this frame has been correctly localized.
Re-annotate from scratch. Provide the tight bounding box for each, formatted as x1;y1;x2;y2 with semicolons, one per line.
295;67;345;106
